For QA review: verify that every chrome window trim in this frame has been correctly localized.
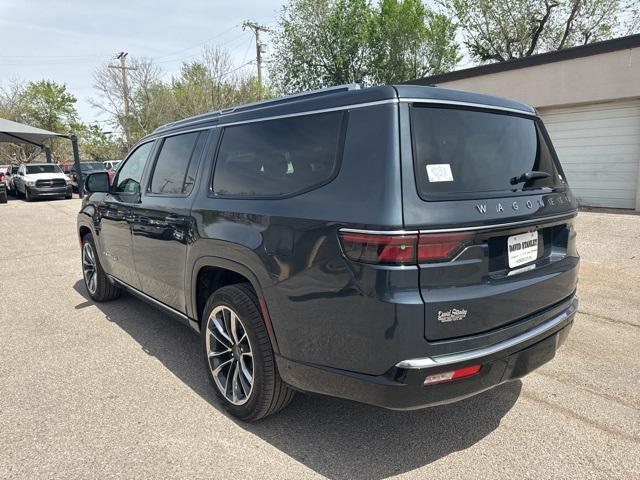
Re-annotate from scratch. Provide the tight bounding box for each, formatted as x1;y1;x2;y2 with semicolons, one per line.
396;296;578;369
138;96;537;145
399;98;537;117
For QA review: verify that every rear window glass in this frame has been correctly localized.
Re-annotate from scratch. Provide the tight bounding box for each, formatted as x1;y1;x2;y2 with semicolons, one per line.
212;112;344;198
411;106;563;200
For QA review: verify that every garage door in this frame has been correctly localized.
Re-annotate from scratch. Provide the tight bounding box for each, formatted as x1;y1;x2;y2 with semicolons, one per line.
539;100;640;209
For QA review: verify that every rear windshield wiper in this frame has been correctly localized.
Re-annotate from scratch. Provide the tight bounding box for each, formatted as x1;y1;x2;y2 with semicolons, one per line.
510;170;550;185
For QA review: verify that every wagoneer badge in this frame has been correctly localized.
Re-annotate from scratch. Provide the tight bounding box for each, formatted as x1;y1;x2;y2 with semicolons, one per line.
475;193;570;215
438;308;468;323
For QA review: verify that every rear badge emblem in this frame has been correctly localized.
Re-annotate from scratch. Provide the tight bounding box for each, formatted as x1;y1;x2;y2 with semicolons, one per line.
438;308;468;323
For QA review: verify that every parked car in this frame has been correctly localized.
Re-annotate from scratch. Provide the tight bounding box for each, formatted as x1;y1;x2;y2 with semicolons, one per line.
14;163;73;201
4;165;19;195
68;162;108;192
103;160;122;171
77;84;580;421
0;167;7;203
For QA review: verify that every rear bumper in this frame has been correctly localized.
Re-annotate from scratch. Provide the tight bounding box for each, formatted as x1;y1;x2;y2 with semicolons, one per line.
277;296;577;410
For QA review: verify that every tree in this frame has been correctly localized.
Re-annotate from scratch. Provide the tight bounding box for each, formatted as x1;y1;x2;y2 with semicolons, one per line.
91;47;264;147
76;123;125;161
0;80;79;162
92;57;163;147
270;0;460;93
370;0;460;84
442;0;640;63
19;80;78;133
271;0;374;92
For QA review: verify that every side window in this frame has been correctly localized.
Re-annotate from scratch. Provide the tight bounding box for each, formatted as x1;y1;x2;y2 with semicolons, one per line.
212;111;344;198
113;142;154;195
149;132;200;195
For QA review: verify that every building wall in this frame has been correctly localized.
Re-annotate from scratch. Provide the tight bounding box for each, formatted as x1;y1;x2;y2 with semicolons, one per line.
432;48;640;109
431;48;640;209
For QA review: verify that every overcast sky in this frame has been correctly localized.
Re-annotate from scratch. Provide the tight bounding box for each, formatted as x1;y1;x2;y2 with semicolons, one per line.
0;0;283;125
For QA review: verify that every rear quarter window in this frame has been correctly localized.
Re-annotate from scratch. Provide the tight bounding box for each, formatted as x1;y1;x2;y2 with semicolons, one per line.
212;111;345;198
411;105;563;201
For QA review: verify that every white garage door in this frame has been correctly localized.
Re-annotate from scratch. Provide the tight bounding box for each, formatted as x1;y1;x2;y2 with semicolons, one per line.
539;100;640;209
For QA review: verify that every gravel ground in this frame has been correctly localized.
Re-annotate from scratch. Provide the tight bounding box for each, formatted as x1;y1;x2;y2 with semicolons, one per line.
0;196;638;480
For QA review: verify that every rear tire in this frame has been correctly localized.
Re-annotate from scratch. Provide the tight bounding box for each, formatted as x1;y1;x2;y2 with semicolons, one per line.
81;233;122;302
201;283;294;421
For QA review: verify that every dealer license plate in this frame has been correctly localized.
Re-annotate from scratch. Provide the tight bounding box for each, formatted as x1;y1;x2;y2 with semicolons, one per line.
507;231;539;269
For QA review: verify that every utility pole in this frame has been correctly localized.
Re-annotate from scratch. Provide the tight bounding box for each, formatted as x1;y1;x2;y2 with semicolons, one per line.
242;21;269;99
109;52;137;147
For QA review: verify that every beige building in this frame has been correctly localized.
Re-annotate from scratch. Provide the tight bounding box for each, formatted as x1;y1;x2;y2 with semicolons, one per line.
410;34;640;210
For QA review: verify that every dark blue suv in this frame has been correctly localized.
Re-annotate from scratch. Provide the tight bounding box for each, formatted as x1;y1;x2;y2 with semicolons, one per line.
77;84;579;421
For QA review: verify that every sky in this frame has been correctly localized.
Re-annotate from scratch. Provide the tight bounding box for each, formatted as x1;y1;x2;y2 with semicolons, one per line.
0;0;283;125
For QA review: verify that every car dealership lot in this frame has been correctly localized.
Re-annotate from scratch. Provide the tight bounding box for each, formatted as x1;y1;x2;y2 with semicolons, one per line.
0;198;638;480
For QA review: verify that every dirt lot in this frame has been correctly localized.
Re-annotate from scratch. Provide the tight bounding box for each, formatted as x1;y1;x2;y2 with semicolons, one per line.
0;196;638;479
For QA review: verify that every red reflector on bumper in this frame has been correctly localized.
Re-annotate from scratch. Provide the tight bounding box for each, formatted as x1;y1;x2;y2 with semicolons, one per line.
423;365;482;386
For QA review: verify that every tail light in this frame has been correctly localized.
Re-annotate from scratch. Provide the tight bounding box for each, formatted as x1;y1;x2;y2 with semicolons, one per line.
0;173;4;180
339;231;473;265
418;232;473;262
339;232;417;265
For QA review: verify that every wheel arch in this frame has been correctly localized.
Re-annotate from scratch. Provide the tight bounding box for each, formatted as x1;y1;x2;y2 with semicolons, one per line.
190;256;280;353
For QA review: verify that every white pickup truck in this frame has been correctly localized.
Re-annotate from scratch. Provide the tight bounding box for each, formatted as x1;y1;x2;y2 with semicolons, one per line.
13;163;73;201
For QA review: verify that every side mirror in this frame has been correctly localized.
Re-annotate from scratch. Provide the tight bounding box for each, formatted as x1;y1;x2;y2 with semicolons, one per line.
85;172;110;194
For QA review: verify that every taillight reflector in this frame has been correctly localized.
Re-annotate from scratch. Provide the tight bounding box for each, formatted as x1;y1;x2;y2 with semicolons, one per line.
423;365;482;385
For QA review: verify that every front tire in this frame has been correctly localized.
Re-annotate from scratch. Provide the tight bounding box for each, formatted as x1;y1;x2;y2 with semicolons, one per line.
24;188;32;202
201;284;294;421
81;233;122;302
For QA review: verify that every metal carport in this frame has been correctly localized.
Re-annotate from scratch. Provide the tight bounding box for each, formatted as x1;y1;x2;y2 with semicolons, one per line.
0;118;85;194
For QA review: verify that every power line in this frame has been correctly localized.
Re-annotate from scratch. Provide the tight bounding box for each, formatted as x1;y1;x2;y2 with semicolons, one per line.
152;24;240;61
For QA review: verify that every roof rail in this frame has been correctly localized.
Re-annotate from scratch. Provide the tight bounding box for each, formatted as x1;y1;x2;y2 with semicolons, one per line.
153;83;361;133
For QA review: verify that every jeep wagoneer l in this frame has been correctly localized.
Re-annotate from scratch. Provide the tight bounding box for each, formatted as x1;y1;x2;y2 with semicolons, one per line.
77;84;579;421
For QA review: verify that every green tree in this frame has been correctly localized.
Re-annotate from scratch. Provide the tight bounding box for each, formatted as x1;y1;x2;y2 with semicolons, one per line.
270;0;460;92
271;0;374;92
76;123;126;161
442;0;639;63
20;80;78;133
370;0;460;84
0;80;79;162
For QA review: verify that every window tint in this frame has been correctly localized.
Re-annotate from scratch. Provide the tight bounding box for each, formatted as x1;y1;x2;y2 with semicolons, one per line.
150;132;200;195
114;142;154;195
411;106;562;200
213;112;344;197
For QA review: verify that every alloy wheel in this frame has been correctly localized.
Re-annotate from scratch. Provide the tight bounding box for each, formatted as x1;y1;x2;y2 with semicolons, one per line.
205;305;254;405
82;242;97;295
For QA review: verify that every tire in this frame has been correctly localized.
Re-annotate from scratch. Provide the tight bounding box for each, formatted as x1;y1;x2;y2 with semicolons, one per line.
15;186;22;199
65;192;73;199
81;233;122;302
0;191;6;204
201;283;294;421
24;188;32;202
